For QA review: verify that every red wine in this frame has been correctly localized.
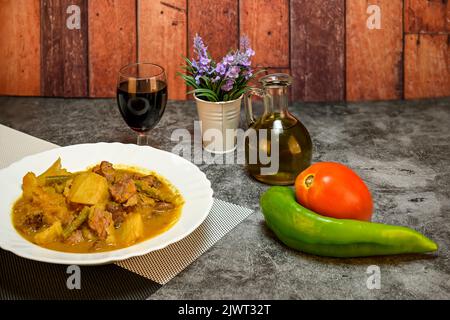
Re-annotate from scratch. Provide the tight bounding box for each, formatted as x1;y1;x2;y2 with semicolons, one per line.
116;80;168;133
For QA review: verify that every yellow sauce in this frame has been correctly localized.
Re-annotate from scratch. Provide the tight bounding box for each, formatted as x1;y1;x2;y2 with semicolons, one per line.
12;163;183;253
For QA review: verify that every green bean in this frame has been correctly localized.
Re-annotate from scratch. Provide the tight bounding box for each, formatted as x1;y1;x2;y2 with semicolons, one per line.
134;180;177;203
45;175;72;186
63;207;90;239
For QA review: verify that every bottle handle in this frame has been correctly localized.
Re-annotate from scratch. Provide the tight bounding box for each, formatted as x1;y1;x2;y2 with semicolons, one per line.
244;88;265;127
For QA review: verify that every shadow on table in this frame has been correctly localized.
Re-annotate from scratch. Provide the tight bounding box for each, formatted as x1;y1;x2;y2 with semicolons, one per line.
0;249;161;300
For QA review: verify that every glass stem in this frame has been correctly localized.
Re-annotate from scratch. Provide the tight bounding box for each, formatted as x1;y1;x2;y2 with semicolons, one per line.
137;133;150;146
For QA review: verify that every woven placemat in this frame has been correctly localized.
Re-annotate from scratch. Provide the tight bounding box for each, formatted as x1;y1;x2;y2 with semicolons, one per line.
0;124;254;298
117;198;253;284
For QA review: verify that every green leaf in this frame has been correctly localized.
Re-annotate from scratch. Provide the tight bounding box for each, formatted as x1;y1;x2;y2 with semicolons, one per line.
178;73;199;89
191;88;219;102
250;69;267;81
195;93;218;102
227;81;247;98
230;87;250;100
179;65;192;71
194;88;216;94
200;76;214;91
182;56;193;67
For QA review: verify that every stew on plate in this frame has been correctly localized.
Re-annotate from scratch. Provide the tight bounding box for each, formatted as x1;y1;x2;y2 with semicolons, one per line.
12;159;184;253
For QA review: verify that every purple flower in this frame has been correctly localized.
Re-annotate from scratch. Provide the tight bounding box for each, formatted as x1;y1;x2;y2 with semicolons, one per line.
227;66;241;79
240;35;255;59
240;35;251;50
215;62;227;76
195;74;201;85
194;34;207;56
242;69;253;80
184;34;255;98
245;48;255;58
200;56;210;66
212;36;255;91
221;79;234;92
191;34;213;77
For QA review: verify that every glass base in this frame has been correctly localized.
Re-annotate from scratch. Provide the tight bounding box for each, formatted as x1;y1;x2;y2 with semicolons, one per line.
137;134;150;146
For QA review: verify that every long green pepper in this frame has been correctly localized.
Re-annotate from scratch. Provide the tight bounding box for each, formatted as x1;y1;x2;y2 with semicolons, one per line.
260;187;438;258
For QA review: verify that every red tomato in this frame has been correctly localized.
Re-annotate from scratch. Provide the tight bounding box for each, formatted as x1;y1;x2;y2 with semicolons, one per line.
295;162;373;221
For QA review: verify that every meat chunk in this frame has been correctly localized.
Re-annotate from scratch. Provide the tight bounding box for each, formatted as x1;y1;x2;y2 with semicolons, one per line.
138;175;161;188
106;202;126;228
65;230;84;245
109;176;137;204
105;201;121;213
88;207;113;240
92;161;115;182
22;211;44;232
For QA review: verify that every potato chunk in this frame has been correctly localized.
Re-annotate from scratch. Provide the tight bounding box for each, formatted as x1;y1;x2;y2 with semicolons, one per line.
34;221;63;245
118;213;144;246
22;172;38;200
68;172;109;205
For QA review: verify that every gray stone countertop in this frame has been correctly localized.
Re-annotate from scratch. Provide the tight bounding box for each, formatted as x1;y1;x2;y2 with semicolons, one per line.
0;96;449;299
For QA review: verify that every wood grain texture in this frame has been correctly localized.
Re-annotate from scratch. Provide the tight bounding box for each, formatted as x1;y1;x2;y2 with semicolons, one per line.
290;0;345;102
240;0;289;68
62;0;88;97
41;0;63;96
188;0;238;61
346;0;403;101
41;0;88;97
0;0;40;96
139;0;187;100
404;34;450;99
448;1;450;31
405;0;448;33
88;0;136;97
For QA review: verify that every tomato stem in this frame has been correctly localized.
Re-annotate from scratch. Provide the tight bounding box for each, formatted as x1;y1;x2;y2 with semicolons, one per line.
304;174;314;188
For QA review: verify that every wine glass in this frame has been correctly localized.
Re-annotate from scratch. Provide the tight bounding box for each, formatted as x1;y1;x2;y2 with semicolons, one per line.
117;62;168;145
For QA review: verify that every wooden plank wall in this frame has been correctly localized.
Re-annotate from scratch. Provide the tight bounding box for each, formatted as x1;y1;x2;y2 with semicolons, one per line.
404;34;449;99
405;0;448;33
240;0;289;69
346;0;403;101
140;0;187;100
0;0;448;101
88;0;136;98
291;0;345;102
188;0;238;62
0;0;40;96
404;0;449;99
41;0;89;97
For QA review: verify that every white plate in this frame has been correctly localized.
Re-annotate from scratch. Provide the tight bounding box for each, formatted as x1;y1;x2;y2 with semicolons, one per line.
0;143;213;265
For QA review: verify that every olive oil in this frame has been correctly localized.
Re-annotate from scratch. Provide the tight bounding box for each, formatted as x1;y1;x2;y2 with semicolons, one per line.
244;73;312;185
245;112;312;185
